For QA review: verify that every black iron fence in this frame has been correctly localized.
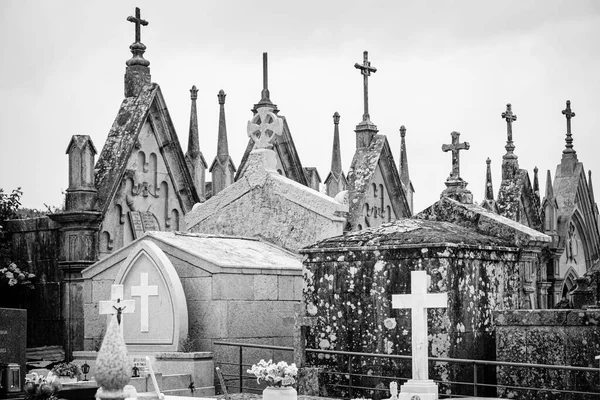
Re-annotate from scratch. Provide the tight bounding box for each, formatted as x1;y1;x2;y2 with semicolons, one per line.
213;341;600;399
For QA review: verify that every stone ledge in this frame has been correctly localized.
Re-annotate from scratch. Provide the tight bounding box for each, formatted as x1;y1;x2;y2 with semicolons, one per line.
494;309;600;326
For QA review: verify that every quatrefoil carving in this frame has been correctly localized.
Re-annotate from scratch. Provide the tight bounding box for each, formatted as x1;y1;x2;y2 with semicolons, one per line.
247;107;283;149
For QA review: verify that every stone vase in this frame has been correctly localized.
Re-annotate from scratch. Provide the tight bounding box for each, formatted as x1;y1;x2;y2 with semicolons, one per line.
262;386;297;400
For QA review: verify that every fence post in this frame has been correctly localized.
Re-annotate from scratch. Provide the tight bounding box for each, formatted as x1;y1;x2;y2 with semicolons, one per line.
472;362;477;397
348;354;353;399
239;346;243;393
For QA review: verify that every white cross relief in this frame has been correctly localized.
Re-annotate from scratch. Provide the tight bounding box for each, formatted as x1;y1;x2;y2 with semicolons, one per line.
99;284;135;331
247;107;283;149
392;271;448;381
131;273;159;332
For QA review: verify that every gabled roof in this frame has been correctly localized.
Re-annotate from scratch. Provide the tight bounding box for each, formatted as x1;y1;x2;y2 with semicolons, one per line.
554;161;600;257
82;230;302;279
94;83;200;215
235;115;308;186
347;134;412;227
496;169;542;231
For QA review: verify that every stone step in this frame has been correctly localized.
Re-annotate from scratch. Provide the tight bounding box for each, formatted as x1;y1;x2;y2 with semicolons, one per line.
162;374;192;391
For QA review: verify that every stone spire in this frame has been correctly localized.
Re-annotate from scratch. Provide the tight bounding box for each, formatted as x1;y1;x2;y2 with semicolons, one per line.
542;169;558;235
354;51;378;149
209;90;236;196
441;131;473;204
484;158;494;201
124;7;151;98
253;53;278;113
185;85;207;200
501;103;519;180
399;125;414;213
533;166;540;202
325;112;347;197
559;100;579;176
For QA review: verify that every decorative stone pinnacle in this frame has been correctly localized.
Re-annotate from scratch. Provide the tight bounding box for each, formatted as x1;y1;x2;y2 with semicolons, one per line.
400;125;406;137
562;100;576;153
354;51;377;122
442;131;470;181
501;103;517;154
190;85;198;100
95;316;132;397
333;112;340;125
218;89;226;105
125;7;150;67
486;157;491;165
247;107;283;149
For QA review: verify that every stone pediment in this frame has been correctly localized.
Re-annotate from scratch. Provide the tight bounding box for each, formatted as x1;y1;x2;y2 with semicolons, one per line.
347;134;412;230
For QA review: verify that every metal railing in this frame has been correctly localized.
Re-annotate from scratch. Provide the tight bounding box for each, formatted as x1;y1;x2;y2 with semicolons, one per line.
213;341;600;398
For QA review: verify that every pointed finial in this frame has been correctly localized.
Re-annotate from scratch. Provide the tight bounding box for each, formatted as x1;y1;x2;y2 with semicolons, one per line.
400;125;406;138
562;100;576;154
589;170;596;202
190;85;198;100
333;112;340;125
125;7;150;68
218;89;226;105
533;166;540;200
484;157;494;201
545;169;554;199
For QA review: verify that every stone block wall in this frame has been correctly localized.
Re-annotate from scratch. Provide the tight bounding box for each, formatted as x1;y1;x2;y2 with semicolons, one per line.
301;245;522;398
495;309;600;399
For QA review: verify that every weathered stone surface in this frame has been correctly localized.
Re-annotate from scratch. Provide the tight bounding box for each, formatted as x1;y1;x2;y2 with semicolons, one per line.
495;309;600;399
300;220;525;398
187;150;347;252
82;231;302;351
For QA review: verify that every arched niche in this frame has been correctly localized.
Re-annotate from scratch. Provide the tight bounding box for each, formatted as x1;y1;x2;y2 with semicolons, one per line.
114;241;188;352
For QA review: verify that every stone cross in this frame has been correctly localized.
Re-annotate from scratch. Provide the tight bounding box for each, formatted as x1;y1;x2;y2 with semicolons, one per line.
131;273;159;332
99;284;135;328
562;100;576;152
354;51;377;122
283;303;318;367
502;103;517;152
392;271;448;381
247;107;283;149
127;7;149;44
441;131;470;180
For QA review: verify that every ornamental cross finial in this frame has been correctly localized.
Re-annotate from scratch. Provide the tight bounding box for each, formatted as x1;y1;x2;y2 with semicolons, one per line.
354;51;377;122
127;7;148;44
442;131;470;180
502;103;517;153
247;107;283;149
562;100;576;153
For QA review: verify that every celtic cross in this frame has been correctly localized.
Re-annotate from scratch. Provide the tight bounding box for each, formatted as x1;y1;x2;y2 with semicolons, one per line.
442;131;470;180
247;107;283;149
127;7;148;43
562;100;576;152
354;51;377;122
502;103;517;152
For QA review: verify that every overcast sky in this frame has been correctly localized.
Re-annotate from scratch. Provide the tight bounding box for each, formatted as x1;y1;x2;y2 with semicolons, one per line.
1;1;600;214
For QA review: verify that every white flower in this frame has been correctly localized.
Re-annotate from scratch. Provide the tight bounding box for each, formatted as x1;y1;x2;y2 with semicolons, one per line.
383;318;397;329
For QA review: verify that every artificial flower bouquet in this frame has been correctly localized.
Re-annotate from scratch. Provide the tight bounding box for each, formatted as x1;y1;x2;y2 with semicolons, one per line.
50;362;81;379
24;371;61;400
247;359;298;387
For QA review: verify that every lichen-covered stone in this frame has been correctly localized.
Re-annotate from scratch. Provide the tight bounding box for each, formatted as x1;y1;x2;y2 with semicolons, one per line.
300;218;526;397
495;309;600;399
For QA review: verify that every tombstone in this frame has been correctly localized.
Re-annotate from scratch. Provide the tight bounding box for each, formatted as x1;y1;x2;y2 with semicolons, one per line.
113;241;188;352
0;308;26;395
392;270;448;400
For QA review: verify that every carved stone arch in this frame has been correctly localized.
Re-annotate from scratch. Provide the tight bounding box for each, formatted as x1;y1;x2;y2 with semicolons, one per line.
171;209;180;231
100;231;113;253
114;240;188;351
372;183;378;198
561;267;579;298
387;205;392;222
137;150;147;172
149;153;158;190
571;210;591;267
161;181;169;228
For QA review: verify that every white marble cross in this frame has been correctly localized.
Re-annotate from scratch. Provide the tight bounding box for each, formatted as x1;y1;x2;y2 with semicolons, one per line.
99;284;135;329
392;270;447;381
131;273;159;332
